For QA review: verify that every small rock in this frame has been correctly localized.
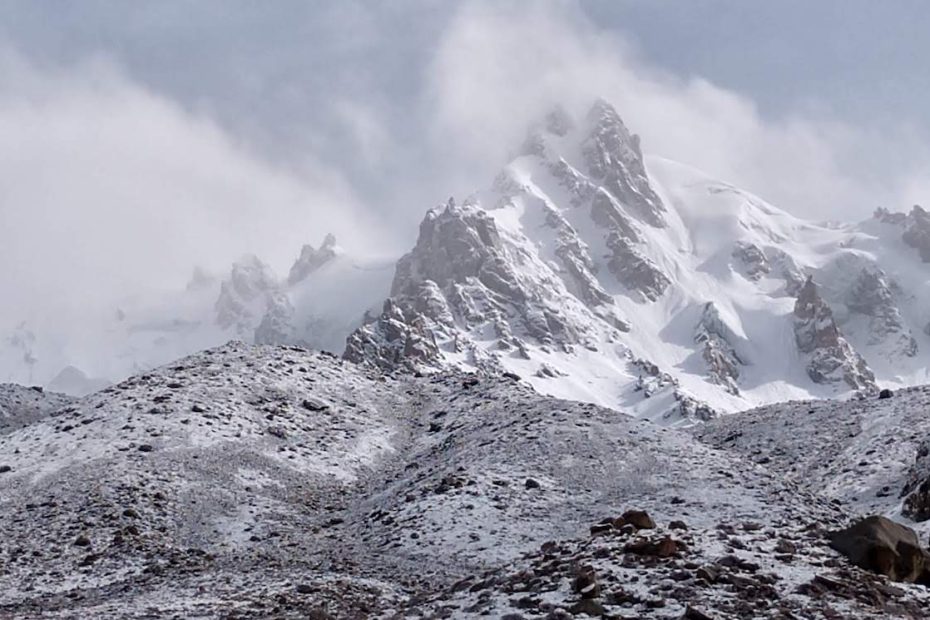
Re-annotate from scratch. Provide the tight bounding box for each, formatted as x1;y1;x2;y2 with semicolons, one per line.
78;553;99;566
696;565;719;583
621;509;656;530
524;478;541;490
774;539;797;554
683;606;716;620
301;398;330;412
572;567;600;599
569;599;605;616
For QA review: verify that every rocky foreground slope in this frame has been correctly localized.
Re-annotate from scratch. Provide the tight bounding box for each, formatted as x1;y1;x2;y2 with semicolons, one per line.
2;343;930;618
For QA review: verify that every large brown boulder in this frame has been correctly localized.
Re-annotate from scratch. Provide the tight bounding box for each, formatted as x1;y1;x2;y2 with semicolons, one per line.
829;516;930;584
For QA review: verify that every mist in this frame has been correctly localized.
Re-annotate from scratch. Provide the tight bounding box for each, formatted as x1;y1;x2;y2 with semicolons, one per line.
3;0;930;385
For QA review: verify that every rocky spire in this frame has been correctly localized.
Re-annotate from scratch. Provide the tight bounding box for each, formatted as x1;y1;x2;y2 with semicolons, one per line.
581;99;667;228
287;233;338;286
793;277;875;390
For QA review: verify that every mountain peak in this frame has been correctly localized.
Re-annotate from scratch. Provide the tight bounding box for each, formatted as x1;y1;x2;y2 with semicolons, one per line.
287;233;339;286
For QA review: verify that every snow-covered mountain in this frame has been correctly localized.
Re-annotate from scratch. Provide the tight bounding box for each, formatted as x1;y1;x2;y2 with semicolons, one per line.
4;98;930;419
3;342;929;618
346;100;930;421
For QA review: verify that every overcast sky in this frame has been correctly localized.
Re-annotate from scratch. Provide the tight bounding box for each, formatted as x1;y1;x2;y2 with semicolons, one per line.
2;0;930;348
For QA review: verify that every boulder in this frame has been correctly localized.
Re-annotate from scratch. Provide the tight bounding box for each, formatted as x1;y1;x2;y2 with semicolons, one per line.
828;516;930;583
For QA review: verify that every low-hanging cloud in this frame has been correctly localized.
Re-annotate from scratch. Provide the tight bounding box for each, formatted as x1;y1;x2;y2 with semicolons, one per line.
423;1;930;219
0;52;386;331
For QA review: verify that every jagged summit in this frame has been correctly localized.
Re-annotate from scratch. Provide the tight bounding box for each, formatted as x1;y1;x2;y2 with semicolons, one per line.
287;232;339;285
342;99;930;420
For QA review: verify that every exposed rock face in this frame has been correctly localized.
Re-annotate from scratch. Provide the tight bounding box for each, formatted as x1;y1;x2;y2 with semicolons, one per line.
732;241;770;281
545;204;616;310
901;205;930;262
604;232;670;302
253;292;297;346
876;205;930;262
793;277;876;390
767;248;807;296
694;303;745;395
541;104;671;303
343;298;440;371
345;198;605;372
846;268;917;357
214;256;280;337
287;233;338;285
829;516;930;584
582;99;667;228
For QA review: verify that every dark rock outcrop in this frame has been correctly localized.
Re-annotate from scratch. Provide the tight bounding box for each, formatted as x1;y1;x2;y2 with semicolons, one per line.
694;302;746;395
793;277;876;390
582;99;667;228
901;439;930;522
214;255;280;336
732;241;771;281
901;205;930;262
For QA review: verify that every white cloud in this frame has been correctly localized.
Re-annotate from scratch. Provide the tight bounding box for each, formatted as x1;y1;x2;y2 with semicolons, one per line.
0;52;383;331
423;0;930;219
